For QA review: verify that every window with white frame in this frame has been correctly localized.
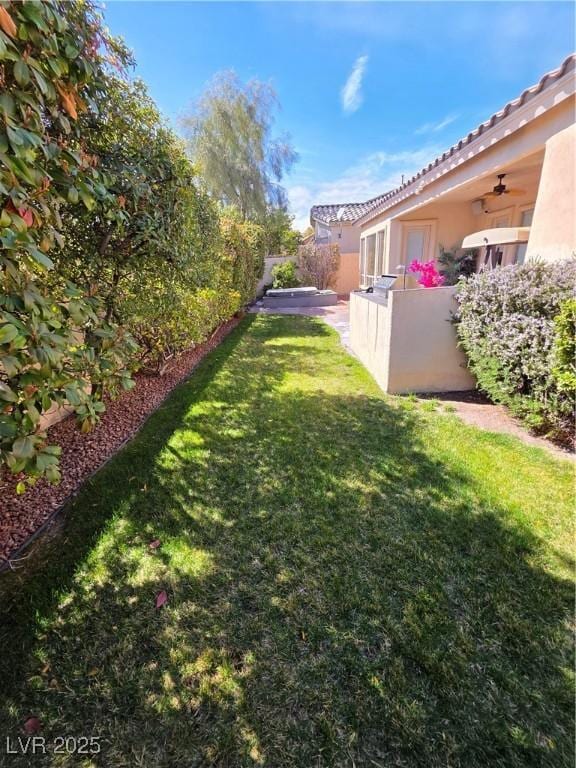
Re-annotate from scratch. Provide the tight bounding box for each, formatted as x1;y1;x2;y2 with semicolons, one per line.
360;227;388;287
366;234;376;282
376;229;387;276
515;207;534;265
360;237;366;284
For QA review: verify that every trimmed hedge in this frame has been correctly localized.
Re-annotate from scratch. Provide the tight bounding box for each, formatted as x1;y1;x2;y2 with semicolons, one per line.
455;259;576;441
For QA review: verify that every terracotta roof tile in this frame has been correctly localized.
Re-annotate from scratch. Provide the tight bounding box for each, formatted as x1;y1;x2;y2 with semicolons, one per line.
310;193;390;225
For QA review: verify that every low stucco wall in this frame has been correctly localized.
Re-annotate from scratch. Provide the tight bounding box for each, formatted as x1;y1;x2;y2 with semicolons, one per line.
332;251;359;295
38;402;73;431
350;287;475;394
526;123;576;263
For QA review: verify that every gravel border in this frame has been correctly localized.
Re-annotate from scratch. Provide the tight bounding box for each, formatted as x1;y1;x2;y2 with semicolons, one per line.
0;316;241;570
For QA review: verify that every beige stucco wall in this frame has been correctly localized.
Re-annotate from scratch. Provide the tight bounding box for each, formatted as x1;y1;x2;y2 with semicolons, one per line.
331;222;361;253
259;251;359;296
38;402;74;431
257;255;295;295
350;292;393;391
350;287;475;394
526;123;576;262
333;251;360;295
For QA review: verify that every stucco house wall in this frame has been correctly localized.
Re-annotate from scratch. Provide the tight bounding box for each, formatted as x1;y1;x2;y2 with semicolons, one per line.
332;252;360;294
257;255;295;295
334;223;361;253
526;124;576;262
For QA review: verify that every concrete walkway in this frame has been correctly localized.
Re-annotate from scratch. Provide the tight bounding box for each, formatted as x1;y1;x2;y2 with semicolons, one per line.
249;300;573;461
249;299;353;351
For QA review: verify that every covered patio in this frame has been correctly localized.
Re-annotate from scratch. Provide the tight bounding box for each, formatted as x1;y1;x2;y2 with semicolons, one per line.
356;54;575;282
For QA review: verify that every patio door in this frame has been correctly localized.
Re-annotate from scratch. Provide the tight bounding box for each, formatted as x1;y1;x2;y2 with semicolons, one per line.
401;222;435;267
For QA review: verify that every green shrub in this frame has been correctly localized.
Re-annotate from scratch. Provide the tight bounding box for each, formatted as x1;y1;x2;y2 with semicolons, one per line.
438;245;477;285
0;0;137;487
220;210;265;305
122;280;240;373
0;2;288;491
552;298;576;394
271;260;299;288
455;259;576;441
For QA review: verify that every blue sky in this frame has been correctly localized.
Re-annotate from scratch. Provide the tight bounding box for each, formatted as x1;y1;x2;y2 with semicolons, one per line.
103;1;575;229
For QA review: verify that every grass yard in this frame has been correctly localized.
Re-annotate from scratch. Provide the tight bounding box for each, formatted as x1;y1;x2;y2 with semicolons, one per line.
0;314;573;768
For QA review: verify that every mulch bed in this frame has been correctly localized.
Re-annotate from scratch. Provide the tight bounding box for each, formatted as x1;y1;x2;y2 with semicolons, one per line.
0;316;241;569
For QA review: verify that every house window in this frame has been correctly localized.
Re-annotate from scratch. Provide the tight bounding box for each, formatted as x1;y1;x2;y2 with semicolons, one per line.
515;208;534;265
376;229;386;276
366;234;376;284
360;228;388;286
360;237;366;285
406;229;426;262
488;209;512;266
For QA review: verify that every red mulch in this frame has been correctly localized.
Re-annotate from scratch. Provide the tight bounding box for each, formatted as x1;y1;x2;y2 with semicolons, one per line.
0;317;241;567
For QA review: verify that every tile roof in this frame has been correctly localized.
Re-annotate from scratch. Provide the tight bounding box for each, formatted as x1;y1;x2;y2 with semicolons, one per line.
310;194;390;226
354;53;576;225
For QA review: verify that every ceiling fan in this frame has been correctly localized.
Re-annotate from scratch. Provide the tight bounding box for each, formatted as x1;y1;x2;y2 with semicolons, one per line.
483;173;524;198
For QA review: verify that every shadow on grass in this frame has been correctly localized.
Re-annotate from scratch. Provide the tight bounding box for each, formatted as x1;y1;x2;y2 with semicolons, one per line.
0;314;573;768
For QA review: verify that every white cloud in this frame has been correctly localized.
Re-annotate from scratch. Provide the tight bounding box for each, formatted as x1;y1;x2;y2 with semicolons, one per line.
340;55;368;114
415;113;459;135
288;145;442;231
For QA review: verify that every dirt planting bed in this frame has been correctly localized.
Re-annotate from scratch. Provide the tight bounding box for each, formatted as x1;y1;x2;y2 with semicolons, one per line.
0;317;240;568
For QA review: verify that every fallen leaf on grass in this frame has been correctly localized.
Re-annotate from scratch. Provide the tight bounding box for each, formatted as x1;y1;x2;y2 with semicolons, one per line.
149;539;161;550
24;717;41;734
155;590;168;609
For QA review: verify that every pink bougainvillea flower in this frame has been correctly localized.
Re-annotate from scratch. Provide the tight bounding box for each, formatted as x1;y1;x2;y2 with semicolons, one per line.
408;259;445;288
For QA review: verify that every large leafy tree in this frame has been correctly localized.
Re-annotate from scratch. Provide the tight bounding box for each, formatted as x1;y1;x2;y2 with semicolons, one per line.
182;72;297;221
0;0;136;486
0;3;274;490
262;208;300;256
55;77;209;318
57;74;266;374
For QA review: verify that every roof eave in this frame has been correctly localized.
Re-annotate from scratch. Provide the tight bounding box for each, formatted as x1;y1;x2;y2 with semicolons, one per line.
355;52;576;227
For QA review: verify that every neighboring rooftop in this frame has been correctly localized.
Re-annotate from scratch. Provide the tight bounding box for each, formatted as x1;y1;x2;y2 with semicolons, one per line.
310;194;389;226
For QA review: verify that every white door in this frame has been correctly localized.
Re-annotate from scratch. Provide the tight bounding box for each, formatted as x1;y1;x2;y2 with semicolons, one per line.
401;223;433;267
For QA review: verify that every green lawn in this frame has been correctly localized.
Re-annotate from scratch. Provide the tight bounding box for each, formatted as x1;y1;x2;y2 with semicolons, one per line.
0;314;573;768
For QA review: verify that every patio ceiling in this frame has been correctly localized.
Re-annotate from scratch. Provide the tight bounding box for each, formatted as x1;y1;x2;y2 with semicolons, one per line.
430;150;545;204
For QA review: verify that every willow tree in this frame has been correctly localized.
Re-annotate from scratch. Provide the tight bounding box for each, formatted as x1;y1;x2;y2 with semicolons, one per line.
182;72;297;221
